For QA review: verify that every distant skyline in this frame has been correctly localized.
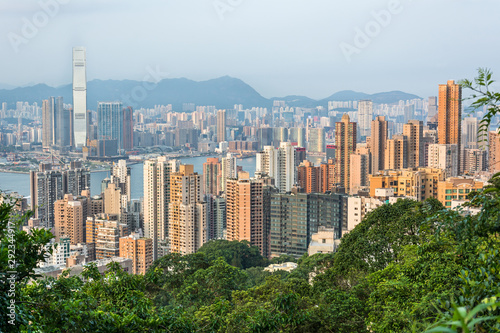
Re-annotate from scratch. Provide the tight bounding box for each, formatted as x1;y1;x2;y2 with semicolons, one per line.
1;0;499;99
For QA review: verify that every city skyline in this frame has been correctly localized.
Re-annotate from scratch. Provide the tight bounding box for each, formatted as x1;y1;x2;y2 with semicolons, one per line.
0;1;499;99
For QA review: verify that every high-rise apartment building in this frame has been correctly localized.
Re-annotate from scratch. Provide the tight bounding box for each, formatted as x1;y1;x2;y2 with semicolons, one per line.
403;120;424;168
297;160;321;194
335;114;357;191
54;194;85;245
226;173;267;256
203;157;221;196
462;117;479;149
371;116;387;174
30;163;64;228
438;80;462;174
385;134;408;170
277;142;296;193
143;157;178;260
110;159;131;204
119;233;153;275
72;47;87;148
217;109;226;143
221;153;237;192
350;149;370;195
358;100;373;138
64;161;90;197
97;102;123;153
169;164;207;255
206;194;226;240
428;144;459;178
463;148;487;174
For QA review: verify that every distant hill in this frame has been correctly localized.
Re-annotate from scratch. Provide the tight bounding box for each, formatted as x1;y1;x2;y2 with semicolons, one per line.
0;77;421;110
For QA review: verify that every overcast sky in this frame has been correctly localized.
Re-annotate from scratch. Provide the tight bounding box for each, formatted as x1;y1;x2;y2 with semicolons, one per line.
0;0;498;99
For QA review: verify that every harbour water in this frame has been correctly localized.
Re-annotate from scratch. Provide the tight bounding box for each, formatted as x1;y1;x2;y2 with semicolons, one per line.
0;155;257;201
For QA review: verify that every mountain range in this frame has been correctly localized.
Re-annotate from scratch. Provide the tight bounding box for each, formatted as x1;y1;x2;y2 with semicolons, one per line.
0;76;421;110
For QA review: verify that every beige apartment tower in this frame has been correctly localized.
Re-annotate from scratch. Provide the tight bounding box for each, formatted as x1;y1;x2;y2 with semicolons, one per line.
438;80;462;174
54;194;85;245
169;165;207;255
335;114;357;191
119;234;153;275
217;109;226;143
403;120;424;168
489;131;500;173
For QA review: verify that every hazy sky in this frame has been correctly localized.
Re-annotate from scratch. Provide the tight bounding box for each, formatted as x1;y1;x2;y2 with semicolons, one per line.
0;0;499;99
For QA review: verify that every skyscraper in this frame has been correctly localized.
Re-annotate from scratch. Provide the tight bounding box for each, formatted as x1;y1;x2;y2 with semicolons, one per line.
403;120;424;168
169;165;207;255
122;106;134;151
358;100;373;138
72;47;87;148
308;128;326;153
335;114;357;191
203;157;222;196
438;80;462;174
221;152;237;192
217;109;226;143
97;102;123;152
42;97;64;149
30;163;64;228
371;116;388;174
277;142;295;193
226;173;266;256
143;157;178;260
385;134;408;170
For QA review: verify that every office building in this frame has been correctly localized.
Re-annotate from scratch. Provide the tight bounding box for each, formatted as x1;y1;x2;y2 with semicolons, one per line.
119;233;153;275
72;47;87;148
371;116;387;174
289;127;306;147
308;128;325;153
217;109;226;143
122;106;134;151
169;165;207;255
335;114;357;191
97;102;123;153
438;80;462;174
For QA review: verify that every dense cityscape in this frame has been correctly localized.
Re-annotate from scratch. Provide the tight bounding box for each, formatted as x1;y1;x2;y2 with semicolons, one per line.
1;1;500;331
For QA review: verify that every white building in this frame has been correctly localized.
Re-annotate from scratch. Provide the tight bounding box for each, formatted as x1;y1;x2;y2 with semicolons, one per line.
308;227;341;255
221;152;237;192
428;144;459;178
346;197;385;235
358;100;373;138
72;47;87;148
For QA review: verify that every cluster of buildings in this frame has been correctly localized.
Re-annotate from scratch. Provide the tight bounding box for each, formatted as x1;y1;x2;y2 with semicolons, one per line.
2;47;499;278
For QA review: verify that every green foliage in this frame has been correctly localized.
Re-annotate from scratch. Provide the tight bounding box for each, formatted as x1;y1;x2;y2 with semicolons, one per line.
0;193;54;331
316;198;443;290
197;239;267;269
459;68;500;144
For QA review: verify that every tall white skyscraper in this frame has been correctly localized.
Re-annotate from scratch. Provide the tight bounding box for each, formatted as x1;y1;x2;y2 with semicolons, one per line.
256;142;295;193
358;100;373;138
72;47;87;148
